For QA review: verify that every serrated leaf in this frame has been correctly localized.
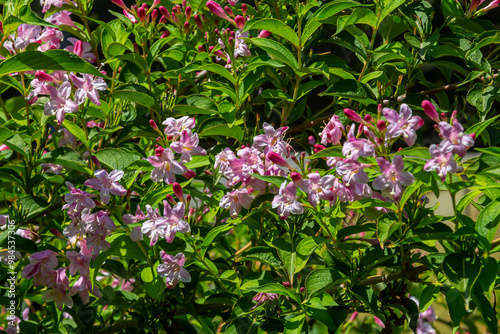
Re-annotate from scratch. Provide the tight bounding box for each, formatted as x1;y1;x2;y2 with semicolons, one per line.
201;224;233;258
244;18;300;47
93;148;142;171
37;147;91;174
248;38;298;69
306;269;346;298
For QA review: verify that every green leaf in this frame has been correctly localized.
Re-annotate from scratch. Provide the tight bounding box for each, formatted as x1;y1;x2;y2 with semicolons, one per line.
171;105;217;115
307;146;343;159
0;50;107;78
443;254;481;299
244;18;300;48
466;114;500;136
476;200;500;242
471;291;498;334
93;148;142;171
248;38;298;69
0;130;28;158
240;246;284;269
200;224;233;258
284;313;305;334
467;84;500;114
199;124;243;141
419;285;440;312
19;195;49;220
466;31;500;58
377;0;406;28
246;283;299;302
251;174;287;187
37;147;91;174
62;119;87;146
319;79;376;104
188;63;236;85
141;265;167;298
305;269;346;298
3;5;56;35
112;84;157;109
394;146;431;160
295;237;324;273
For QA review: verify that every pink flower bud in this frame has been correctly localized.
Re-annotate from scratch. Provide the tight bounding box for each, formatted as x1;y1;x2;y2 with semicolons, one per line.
188;207;196;219
50;228;64;238
35;71;59;83
258;30;271;38
185;6;192;21
183;170;196;179
208;46;215;52
440;112;447;122
228;0;237;6
0;144;10;151
155;145;165;157
156;136;162;142
124;9;138;23
73;40;83;57
344;108;364;124
308;135;315;145
194;14;203;30
377;120;387;132
451;110;457;121
267;151;293;169
234;15;245;29
290;172;302;182
151;9;158;22
27;96;38;105
300;287;305;293
173;182;184;201
201;14;207;22
242;4;248;16
204;170;213;175
149;119;158;131
186;195;192;206
198;45;206;52
421;100;440;123
137;7;147;22
91;155;101;168
159;6;171;19
165;194;176;205
282;281;291;287
206;1;231;21
314;144;325;153
471;133;476;140
224;6;234;16
228;37;234;45
171;12;179;24
152;0;161;9
111;0;128;10
364;114;374;123
184;21;190;32
159;16;167;24
160;30;170;38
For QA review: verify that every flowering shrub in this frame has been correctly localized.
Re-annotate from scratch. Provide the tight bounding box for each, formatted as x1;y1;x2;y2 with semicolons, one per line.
0;0;499;333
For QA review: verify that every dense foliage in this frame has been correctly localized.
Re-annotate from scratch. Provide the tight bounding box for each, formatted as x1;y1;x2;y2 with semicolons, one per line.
0;0;499;333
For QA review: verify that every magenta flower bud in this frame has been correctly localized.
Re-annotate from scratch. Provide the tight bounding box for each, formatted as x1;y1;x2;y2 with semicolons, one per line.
73;39;83;57
228;36;234;45
160;30;170;38
228;0;237;6
290;172;302;182
421;100;440;123
376;137;384;146
186;195;192;206
206;1;231;21
364;114;374;123
166;194;176;205
234;15;245;29
173;182;184;201
201;14;207;22
171;12;179;24
377;120;387;132
91;155;101;168
314;144;326;153
183;170;196;179
208;46;215;52
344;108;364;124
204;170;213;175
225;6;234;16
242;4;248;16
155;145;165;157
268;151;294;169
185;6;192;21
300;287;305;293
159;16;167;24
27;96;38;105
183;0;187;8
440;112;447;122
151;9;158;22
308;135;315;145
198;45;206;52
157;136;162;142
35;71;59;83
471;133;476;140
111;0;128;10
152;0;161;9
451;110;457;121
149;119;159;131
137;7;147;22
159;6;171;19
133;43;140;53
282;281;291;287
50;228;64;238
229;29;235;39
194;14;203;30
184;22;190;32
258;30;271;38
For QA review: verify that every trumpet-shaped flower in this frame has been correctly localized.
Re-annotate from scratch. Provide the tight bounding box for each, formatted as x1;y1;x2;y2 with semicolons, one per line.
342;125;376;159
296;173;336;206
157;251;191;288
162;116;196;138
383;104;424;146
320;115;344;146
220;188;253;218
66;240;92;276
148;147;188;183
170;130;207;163
62;182;96;215
141;204;168;246
272;182;303;219
44;81;79;124
70;73;107;106
65;38;96;63
84;169;127;204
163;202;190;243
253;122;289;156
373;156;414;200
423;142;457;182
438;119;474;157
22;250;59;287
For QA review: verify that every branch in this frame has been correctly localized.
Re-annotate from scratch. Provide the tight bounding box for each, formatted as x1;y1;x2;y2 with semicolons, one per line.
359;265;428;286
289;72;498;134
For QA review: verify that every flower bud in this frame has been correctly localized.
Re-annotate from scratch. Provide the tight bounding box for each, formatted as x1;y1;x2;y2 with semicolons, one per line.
171;12;179;24
184;21;190;33
91;155;101;168
183;170;196;179
165;194;176;205
160;30;170;38
234;15;245;29
35;71;59;83
206;1;231;21
228;0;237;6
314;144;326;153
111;0;127;10
224;6;234;17
258;30;271;38
290;172;302;182
137;7;147;22
471;133;476;140
308;135;315;145
344;108;364;124
198;45;206;52
204;169;213;175
173;182;184;201
151;9;158;23
364;114;374;123
149;119;159;131
155;145;165;157
208;46;215;52
194;14;203;30
421;100;440;123
242;4;248;16
73;39;83;57
267;151;293;169
376;120;386;132
159;6;171;19
185;6;192;21
440;112;447;122
27;96;38;105
50;228;64;238
186;195;192;207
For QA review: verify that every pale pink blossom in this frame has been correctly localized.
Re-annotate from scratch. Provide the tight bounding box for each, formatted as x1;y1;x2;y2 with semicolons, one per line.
272;182;304;219
170;130;207;163
70;73;107;106
46;10;76;27
373;156;414;200
69;275;101;304
141;204;168;246
157;251;191;288
438;119;474;157
252;292;278;308
383;104;424;146
164;202;190;243
44;81;79;124
66;240;92;276
162;116;196;138
148;147;188;183
253;122;289;156
320;115;344;145
65;38;96;63
295;173;336;206
84;169;127;204
424;142;457;182
122;205;145;241
220;188;253;218
342;125;375;159
22;250;59;287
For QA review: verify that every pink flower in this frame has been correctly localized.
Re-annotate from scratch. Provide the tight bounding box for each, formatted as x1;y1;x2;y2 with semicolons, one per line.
65;38;96;63
41;0;65;12
423;142;457;182
253;122;289;156
141;204;168;246
66;240;92;276
62;182;96;215
148;147;188;183
272;182;304;219
70;73;107;106
220;188;253;218
206;1;231;21
320;115;344;146
336;159;371;197
170;130;207;163
84;169;127;204
373;156;414;200
215;148;237;175
157;251;191;288
37;27;63;51
42;286;73;311
58;128;77;148
69;275;101;304
342;125;375;159
164;202;190;243
438;119;474;157
252;292;278;308
295;173;336;206
46;10;76;27
122;205;145;241
44;81;79;124
22;250;59;287
5;24;41;53
162;116;196;138
383;104;424;146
